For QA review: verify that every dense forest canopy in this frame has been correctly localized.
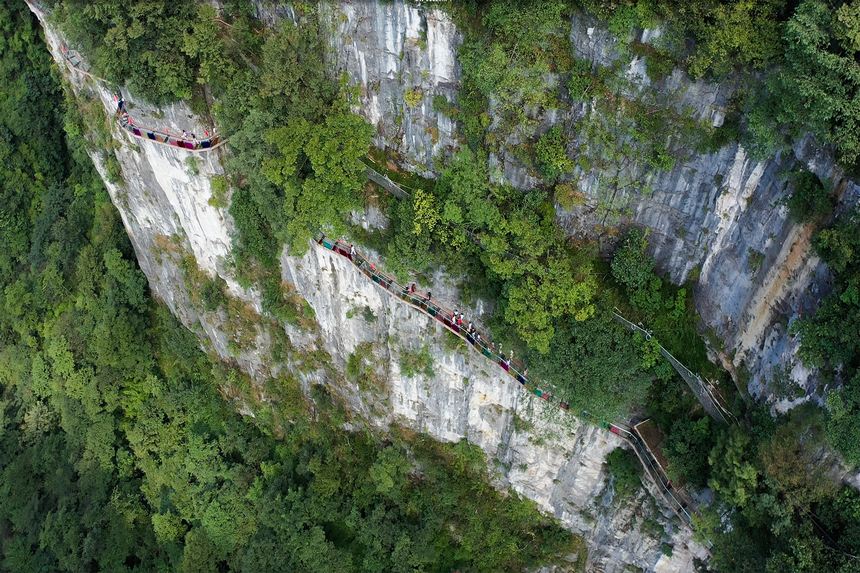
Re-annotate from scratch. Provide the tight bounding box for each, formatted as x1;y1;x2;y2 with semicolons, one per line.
6;0;860;571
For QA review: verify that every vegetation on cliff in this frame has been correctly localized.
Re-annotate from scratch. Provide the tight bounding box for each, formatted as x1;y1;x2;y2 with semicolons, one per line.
24;0;860;571
0;3;579;571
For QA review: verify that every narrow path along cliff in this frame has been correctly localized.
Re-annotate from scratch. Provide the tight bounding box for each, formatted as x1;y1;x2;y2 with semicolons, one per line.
316;235;696;526
55;25;714;531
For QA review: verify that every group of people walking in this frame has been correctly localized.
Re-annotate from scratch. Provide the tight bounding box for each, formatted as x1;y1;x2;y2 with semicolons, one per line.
114;91;216;149
338;239;529;382
320;235;559;404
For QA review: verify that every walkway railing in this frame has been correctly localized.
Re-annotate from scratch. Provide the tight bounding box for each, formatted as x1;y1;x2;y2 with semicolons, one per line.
607;422;694;525
611;310;737;425
318;237;560;402
59;44;226;153
117;112;224;152
317;235;696;526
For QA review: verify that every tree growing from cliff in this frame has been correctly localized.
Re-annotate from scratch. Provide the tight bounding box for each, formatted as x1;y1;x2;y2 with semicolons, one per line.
454;0;571;147
263;112;373;252
605;447;643;499
387;148;597;353
784;169;834;224
750;0;860;170
528;306;653;420
534;126;574;182
793;211;860;370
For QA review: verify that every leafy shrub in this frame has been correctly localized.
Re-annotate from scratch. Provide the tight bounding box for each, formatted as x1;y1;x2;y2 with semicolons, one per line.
482;0;569;56
611;229;653;292
747;248;765;272
208;175;229;208
567;58;596;101
663;417;714;486
55;0;217;102
432;94;457;117
404;88;423;108
554;182;586;210
784;169;833;223
631;42;675;81
606;447;642;498
605;1;658;41
104;154;123;184
399;345;434;378
346;342;384;392
260;275;316;330
824;376;860;466
185;156;200;176
534;126;573;181
200;274;228;312
455;0;570;146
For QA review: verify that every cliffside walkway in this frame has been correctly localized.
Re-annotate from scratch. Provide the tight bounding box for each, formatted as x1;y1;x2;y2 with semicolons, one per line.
362;164;734;426
611;311;737;425
316;236;695;526
59;44;227;153
48;16;700;525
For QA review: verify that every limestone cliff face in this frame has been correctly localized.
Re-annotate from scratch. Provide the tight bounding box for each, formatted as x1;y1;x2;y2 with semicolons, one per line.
255;0;461;176
313;1;859;408
30;3;707;572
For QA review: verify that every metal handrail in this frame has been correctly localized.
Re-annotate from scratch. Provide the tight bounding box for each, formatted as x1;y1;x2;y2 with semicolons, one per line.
58;43;225;153
118;113;223;151
611;308;735;425
319;237;563;406
608;422;693;525
319;235;700;526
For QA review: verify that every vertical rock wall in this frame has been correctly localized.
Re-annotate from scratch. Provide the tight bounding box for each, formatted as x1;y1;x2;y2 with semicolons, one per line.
29;3;707;571
315;0;860;405
321;2;461;175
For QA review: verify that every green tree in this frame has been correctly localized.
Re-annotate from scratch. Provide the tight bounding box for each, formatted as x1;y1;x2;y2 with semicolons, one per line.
529;308;653;420
784;169;833;223
605;447;642;498
663;416;714;486
534;126;574;182
686;0;785;78
263;112;372;251
611;229;654;292
823;374;860;465
793;211;860;370
759;0;860;170
708;428;760;509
